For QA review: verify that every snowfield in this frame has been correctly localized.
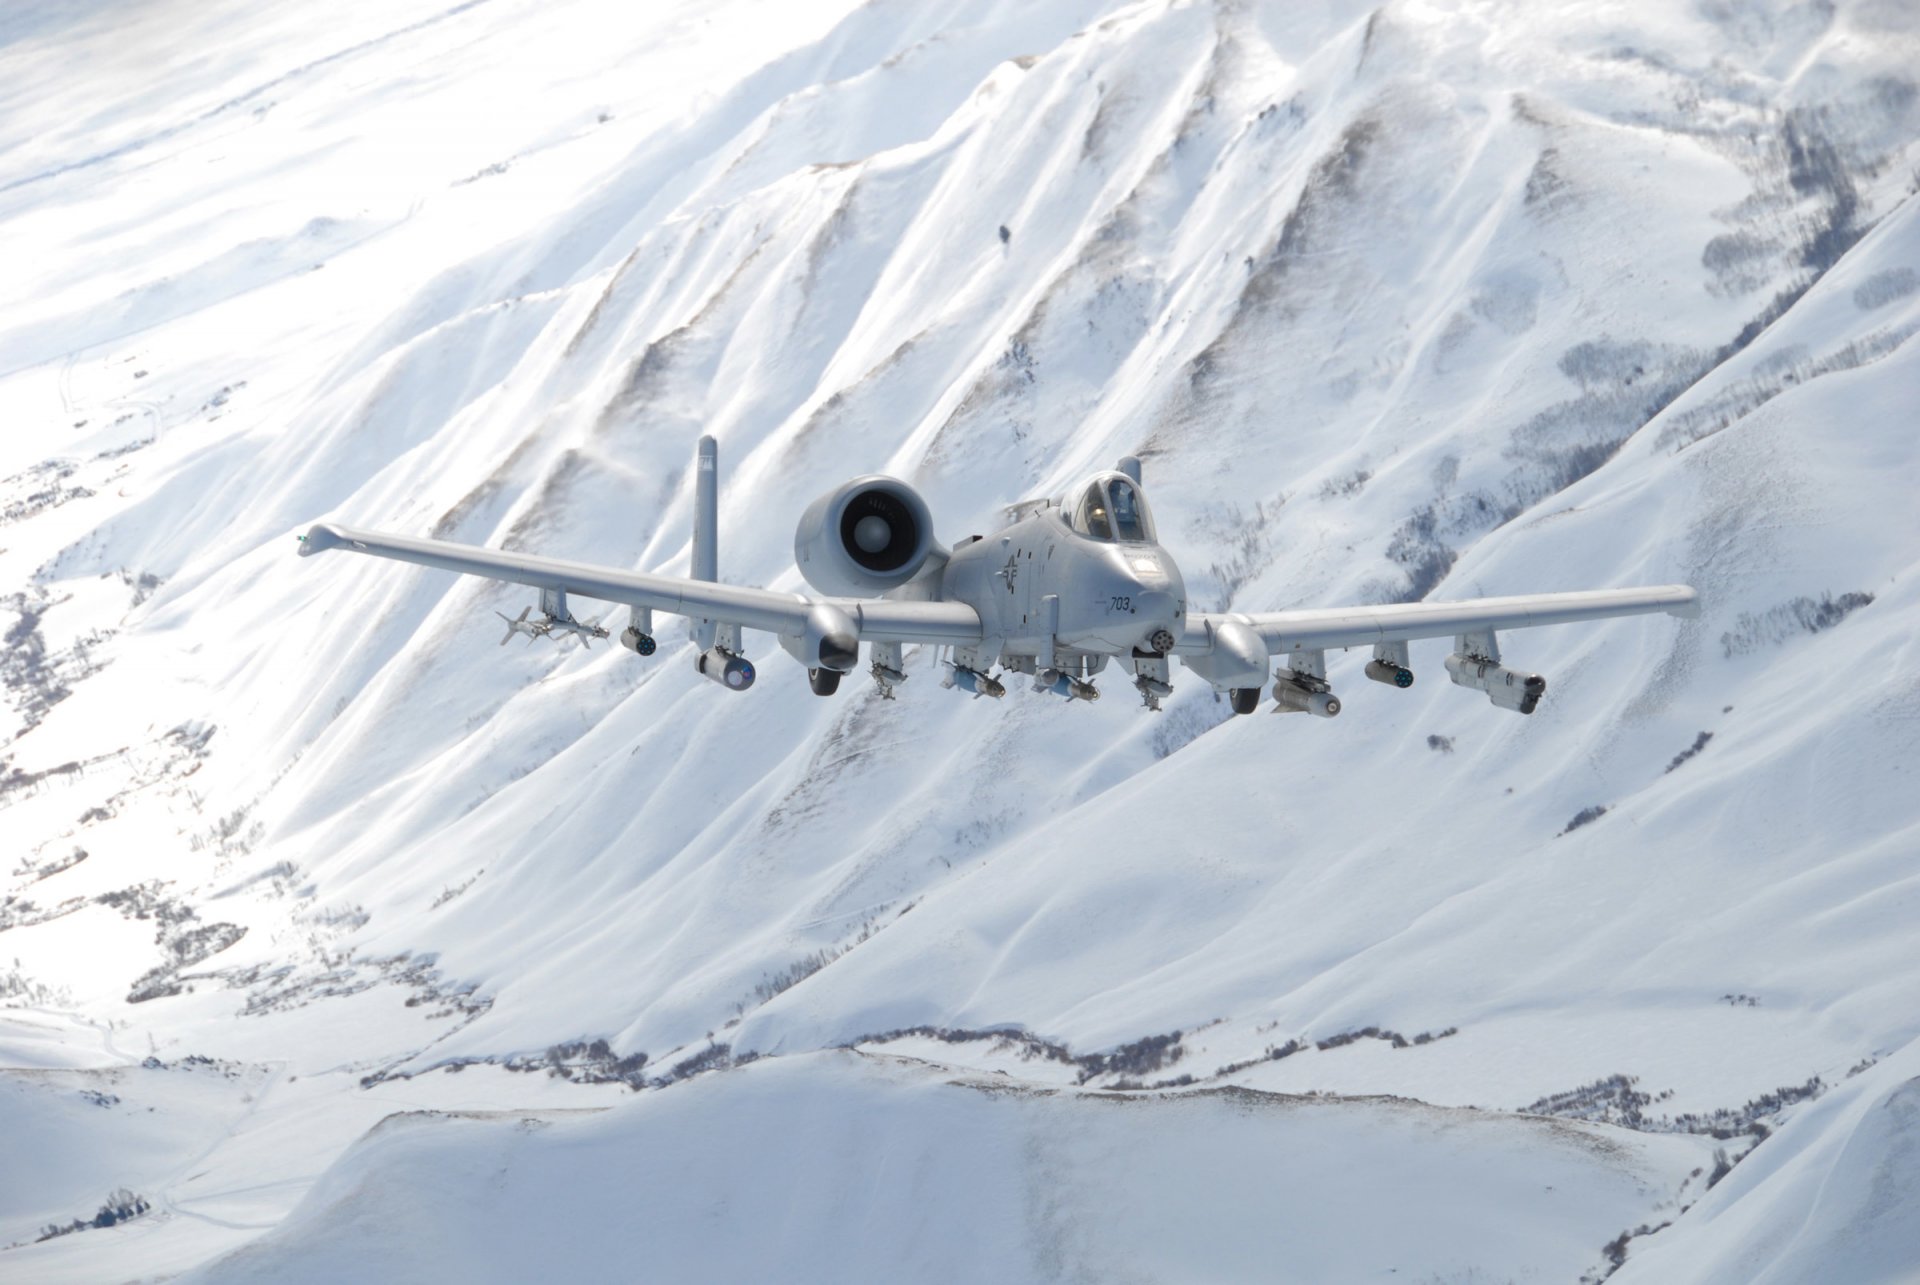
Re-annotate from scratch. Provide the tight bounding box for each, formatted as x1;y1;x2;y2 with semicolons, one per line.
1;0;1916;1280
184;1051;1713;1285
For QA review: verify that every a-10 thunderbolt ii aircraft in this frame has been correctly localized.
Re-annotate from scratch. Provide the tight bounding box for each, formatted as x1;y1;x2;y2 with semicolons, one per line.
298;437;1698;718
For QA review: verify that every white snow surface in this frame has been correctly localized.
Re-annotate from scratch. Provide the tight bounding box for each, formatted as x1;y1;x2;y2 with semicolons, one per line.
1;0;1916;1280
184;1051;1706;1285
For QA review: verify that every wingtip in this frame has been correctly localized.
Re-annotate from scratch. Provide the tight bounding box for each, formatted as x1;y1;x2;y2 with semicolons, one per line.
297;523;344;557
1668;586;1703;619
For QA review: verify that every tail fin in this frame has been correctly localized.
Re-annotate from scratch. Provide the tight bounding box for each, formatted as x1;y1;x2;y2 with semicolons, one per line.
497;606;529;646
690;435;718;650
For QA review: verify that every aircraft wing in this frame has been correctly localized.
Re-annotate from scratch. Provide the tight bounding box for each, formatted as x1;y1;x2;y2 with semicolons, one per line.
296;522;983;645
1180;585;1699;655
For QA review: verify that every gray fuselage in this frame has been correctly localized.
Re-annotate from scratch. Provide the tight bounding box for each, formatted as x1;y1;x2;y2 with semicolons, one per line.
938;487;1187;663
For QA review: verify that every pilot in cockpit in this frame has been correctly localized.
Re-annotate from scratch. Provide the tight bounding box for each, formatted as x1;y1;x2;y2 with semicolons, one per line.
1074;475;1153;544
1079;487;1113;540
1109;478;1146;542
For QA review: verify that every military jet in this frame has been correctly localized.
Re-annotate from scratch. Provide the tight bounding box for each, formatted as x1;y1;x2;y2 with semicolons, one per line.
297;437;1697;717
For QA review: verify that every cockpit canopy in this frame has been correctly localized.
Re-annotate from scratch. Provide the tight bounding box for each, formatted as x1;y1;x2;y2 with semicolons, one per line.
1069;471;1157;544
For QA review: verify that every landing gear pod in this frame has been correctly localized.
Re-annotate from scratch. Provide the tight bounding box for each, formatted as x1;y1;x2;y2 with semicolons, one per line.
1181;618;1269;692
697;648;755;691
777;603;860;684
806;603;860;672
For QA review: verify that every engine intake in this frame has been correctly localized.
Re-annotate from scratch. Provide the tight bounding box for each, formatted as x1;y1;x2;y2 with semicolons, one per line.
795;476;938;596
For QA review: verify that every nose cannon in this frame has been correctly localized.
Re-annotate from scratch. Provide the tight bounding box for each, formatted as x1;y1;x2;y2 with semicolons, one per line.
1131;589;1181;655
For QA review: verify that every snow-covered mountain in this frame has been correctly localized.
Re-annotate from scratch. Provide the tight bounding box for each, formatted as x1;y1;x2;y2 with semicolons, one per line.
2;1;1917;1280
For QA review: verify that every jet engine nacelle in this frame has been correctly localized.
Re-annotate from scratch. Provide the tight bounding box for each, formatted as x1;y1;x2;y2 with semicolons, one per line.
794;476;938;597
1445;653;1545;715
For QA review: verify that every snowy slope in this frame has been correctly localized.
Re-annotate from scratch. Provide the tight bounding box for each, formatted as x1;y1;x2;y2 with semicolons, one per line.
2;0;1917;1280
182;1051;1710;1285
1614;1038;1920;1285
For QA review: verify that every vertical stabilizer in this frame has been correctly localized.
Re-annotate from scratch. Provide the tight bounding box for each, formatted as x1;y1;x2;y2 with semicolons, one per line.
691;436;719;649
693;436;718;583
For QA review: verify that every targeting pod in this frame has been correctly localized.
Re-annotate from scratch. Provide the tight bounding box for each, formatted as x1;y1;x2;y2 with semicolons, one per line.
1282;668;1344;718
1272;655;1340;718
1273;683;1341;717
1445;653;1544;715
697;648;756;691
